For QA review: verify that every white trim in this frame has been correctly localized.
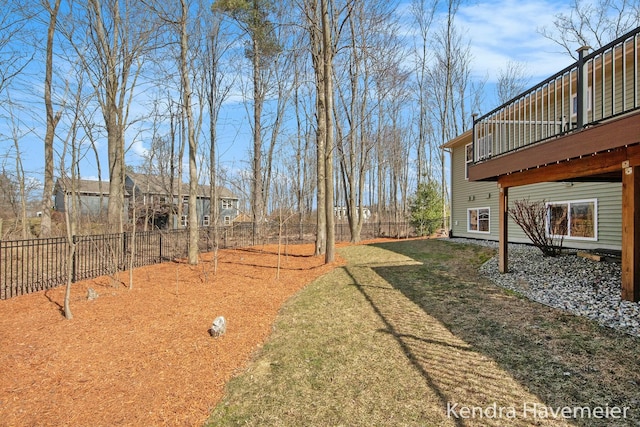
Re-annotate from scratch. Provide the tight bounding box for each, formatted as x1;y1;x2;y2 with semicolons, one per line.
546;198;598;241
467;207;490;234
465;143;473;180
571;86;593;117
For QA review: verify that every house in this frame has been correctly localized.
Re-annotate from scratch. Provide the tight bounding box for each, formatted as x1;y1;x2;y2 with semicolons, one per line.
445;130;621;251
445;26;640;301
125;173;239;228
55;174;240;228
54;177;118;217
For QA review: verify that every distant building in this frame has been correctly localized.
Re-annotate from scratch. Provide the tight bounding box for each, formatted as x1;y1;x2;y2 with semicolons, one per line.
54;174;240;229
334;206;371;222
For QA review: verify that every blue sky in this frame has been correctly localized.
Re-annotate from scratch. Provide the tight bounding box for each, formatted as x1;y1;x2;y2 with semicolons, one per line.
6;0;578;187
454;0;574;96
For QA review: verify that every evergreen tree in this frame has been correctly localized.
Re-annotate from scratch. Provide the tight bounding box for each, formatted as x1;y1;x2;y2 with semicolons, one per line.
409;180;443;236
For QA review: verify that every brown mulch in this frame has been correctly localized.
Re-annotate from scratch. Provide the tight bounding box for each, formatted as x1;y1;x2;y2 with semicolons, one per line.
0;242;360;427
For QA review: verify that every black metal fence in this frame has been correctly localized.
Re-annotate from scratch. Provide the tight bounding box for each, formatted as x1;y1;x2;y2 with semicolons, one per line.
0;221;414;299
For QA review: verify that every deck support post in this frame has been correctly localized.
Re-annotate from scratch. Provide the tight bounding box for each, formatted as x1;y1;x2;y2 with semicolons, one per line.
498;184;508;273
622;163;640;302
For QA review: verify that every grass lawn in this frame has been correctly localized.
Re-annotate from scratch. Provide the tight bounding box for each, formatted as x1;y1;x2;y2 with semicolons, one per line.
206;239;640;426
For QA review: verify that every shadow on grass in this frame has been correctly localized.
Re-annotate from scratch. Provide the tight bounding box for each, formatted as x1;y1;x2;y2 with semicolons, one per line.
364;239;639;427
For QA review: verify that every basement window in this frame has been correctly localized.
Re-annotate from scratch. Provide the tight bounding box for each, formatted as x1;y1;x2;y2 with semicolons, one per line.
468;207;490;233
546;199;597;240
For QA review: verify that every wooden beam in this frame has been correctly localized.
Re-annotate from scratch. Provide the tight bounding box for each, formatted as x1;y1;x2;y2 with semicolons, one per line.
499;185;508;273
497;144;640;189
622;164;640;302
469;112;640;181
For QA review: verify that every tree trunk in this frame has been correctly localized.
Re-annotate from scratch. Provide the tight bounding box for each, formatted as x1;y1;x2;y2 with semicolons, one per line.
321;0;335;263
42;0;62;238
180;0;199;265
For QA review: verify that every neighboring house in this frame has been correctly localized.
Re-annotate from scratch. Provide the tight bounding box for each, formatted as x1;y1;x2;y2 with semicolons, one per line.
125;173;240;228
55;174;239;228
334;206;372;222
445;27;640;301
54;177;116;217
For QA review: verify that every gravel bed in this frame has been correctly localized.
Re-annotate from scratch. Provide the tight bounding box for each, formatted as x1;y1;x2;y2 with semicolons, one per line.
448;238;640;337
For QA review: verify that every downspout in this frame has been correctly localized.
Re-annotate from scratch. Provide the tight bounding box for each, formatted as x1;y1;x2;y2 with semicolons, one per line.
443;145;453;237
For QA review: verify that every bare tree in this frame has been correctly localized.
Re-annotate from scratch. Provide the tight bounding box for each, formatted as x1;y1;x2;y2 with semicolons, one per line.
41;0;63;238
496;60;531;104
213;0;281;242
199;2;234;268
428;0;478;230
539;0;640;59
409;0;438;185
62;0;158;233
0;1;32;99
173;0;201;264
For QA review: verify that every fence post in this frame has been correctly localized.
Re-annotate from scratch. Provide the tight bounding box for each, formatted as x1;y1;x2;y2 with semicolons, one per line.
71;235;77;283
159;234;163;261
122;232;127;269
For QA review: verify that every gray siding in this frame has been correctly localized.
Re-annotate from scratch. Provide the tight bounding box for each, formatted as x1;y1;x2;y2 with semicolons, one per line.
450;141;622;250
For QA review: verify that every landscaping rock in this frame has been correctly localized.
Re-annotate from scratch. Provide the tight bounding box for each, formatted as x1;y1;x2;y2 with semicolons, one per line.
448;238;640;337
209;316;226;337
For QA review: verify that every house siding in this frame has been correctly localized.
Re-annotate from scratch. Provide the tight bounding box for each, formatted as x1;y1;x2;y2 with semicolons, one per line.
450;141;622;250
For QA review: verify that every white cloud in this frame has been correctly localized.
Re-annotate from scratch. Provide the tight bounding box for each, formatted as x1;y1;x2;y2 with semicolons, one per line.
128;139;149;160
455;0;574;81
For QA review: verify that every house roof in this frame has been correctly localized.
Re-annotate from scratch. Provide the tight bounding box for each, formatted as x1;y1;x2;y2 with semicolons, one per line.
55;174;238;200
55;177;123;195
442;129;472;150
126;172;238;199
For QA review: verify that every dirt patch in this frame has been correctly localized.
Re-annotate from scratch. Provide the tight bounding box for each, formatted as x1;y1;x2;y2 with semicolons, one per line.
0;242;361;426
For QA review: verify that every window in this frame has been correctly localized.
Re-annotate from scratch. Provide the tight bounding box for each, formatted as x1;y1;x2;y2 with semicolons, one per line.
224;215;231;225
465;143;473;180
571;87;592;116
180;215;188;228
467;208;490;233
546;199;597;240
221;199;233;209
182;196;189;203
203;215;210;226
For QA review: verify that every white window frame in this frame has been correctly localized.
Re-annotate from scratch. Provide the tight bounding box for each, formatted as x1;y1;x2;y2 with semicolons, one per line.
180;214;188;228
546;199;598;241
203;215;210;227
221;199;233;209
465;143;473;180
224;215;231;225
467;207;490;234
571;86;593;117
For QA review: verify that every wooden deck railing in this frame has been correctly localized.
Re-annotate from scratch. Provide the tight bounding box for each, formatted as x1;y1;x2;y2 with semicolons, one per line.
473;26;640;163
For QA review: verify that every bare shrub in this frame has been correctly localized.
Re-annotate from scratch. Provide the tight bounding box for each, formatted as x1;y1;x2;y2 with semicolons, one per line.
508;198;565;257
